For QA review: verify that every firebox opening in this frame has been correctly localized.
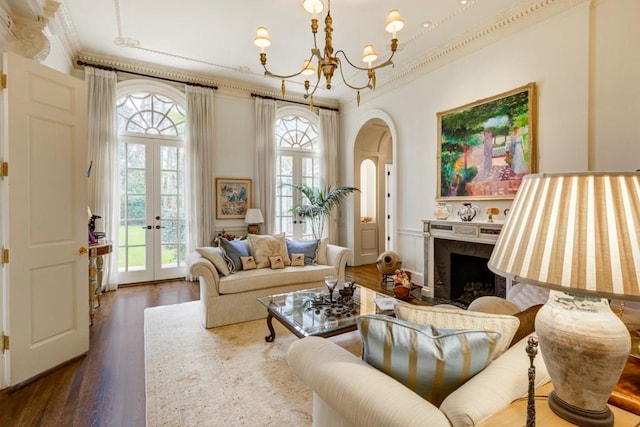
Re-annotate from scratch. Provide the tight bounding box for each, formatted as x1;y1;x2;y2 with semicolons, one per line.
450;253;496;306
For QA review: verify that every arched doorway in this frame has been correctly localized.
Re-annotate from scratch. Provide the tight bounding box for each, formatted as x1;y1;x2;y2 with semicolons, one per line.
352;118;393;265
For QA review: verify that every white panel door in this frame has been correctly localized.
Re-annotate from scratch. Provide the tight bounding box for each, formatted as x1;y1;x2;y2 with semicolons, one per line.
2;52;88;386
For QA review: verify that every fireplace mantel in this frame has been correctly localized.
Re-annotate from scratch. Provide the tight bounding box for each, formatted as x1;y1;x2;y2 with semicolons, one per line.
421;219;511;299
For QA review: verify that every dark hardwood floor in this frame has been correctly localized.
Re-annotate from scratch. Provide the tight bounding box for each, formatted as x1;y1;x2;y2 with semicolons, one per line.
0;264;378;427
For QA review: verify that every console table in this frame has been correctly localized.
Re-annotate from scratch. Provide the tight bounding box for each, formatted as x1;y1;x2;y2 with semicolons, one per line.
88;241;112;325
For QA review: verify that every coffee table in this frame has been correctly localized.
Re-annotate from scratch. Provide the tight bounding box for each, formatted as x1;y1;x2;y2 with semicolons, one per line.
257;285;394;342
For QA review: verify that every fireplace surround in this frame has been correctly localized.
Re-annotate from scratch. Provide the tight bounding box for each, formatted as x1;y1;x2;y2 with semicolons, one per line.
422;219;511;306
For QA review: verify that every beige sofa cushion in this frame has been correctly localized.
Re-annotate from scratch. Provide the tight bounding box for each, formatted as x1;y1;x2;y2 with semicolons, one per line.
248;233;291;268
394;302;519;359
218;264;336;294
196;247;231;276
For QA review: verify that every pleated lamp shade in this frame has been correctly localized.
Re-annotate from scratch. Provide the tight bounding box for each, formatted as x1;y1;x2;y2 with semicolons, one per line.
488;172;640;302
488;171;640;426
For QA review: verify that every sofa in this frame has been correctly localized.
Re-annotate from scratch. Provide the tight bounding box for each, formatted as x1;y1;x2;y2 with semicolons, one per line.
287;300;550;427
187;235;352;328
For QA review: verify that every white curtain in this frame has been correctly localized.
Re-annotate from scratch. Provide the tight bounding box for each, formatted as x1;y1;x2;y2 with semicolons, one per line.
254;98;277;234
319;108;339;243
185;85;216;253
86;67;120;291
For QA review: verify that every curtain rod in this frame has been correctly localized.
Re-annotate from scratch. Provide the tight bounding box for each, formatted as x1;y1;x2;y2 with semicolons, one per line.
250;93;339;112
76;60;219;90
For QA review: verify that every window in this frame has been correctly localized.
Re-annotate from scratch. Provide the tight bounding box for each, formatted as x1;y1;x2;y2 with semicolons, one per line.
116;89;187;283
274;110;321;240
117;92;185;136
360;159;376;223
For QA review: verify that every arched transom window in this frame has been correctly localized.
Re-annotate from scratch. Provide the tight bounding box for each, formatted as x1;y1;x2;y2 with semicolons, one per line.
117;92;186;136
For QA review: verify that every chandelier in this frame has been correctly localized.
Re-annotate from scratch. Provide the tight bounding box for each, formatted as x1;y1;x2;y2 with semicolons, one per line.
253;0;404;107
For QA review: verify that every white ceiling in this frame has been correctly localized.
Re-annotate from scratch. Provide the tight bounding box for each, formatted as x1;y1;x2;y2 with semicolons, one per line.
8;0;572;104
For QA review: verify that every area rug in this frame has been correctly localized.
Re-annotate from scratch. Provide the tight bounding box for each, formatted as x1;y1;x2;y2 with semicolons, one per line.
144;301;361;426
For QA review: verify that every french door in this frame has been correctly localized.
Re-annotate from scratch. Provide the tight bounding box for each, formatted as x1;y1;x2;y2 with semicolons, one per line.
276;151;319;240
118;134;186;283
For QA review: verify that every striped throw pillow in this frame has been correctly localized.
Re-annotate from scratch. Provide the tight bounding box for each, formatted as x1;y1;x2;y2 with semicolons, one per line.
358;314;500;407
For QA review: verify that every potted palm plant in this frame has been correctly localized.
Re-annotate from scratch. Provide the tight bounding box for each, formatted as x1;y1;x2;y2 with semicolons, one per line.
290;184;359;240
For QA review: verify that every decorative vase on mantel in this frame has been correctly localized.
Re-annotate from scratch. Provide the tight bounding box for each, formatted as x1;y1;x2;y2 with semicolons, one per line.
457;203;480;222
433;202;453;220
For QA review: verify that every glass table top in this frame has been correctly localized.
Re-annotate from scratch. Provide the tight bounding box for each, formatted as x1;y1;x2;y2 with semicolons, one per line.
257;285;395;338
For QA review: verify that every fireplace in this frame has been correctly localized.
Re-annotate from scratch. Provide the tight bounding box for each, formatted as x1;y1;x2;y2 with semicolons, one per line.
432;239;506;307
422;219;511;307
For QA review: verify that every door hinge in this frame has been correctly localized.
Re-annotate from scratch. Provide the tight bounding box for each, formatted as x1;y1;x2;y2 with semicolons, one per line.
1;334;8;352
0;161;7;178
1;249;8;264
0;74;6;90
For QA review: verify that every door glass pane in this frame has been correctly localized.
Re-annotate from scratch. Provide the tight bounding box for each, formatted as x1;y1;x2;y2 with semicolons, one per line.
161;195;178;219
127;195;146;219
127;220;146;246
127;246;146;271
161;146;178;170
161;244;178;267
161;170;177;194
127;144;145;168
127;170;145;193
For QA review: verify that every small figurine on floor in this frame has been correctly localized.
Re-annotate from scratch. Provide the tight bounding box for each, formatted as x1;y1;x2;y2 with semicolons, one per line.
393;269;412;299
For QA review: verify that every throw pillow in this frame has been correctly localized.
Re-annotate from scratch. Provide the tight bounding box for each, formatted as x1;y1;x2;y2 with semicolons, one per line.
195;247;231;276
269;255;285;269
248;233;291;268
240;255;257;271
290;253;305;266
358;314;500;407
216;237;250;273
285;239;319;265
393;302;519;360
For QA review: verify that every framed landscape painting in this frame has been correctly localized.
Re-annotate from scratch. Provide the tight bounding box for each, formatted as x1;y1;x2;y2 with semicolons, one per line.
436;83;537;201
216;178;252;219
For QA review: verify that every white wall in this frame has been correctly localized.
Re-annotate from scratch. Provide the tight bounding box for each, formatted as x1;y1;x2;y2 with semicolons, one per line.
340;1;639;282
591;0;640;171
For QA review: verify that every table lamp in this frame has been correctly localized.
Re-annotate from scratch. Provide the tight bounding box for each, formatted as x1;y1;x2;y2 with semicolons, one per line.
488;172;640;427
245;208;264;235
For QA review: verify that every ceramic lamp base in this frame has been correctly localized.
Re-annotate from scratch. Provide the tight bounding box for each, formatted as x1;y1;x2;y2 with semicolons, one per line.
548;391;614;427
247;224;260;234
536;290;631;427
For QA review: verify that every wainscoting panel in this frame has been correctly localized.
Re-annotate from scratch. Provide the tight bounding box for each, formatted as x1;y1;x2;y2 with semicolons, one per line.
398;228;424;286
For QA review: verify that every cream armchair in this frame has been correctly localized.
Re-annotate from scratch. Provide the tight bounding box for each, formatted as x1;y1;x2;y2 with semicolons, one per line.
287;332;549;427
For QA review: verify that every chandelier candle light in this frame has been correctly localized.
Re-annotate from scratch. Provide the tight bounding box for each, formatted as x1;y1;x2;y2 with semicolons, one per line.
488;172;640;427
254;0;404;108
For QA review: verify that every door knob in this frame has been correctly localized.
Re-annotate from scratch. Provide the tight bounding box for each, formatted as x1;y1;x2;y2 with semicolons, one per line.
155;225;165;229
141;225;152;229
79;247;88;255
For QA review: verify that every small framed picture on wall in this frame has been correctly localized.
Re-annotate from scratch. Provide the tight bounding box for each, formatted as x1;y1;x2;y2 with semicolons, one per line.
216;178;252;219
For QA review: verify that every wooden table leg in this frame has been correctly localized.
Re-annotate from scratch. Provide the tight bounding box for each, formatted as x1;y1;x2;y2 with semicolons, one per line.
265;312;276;342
